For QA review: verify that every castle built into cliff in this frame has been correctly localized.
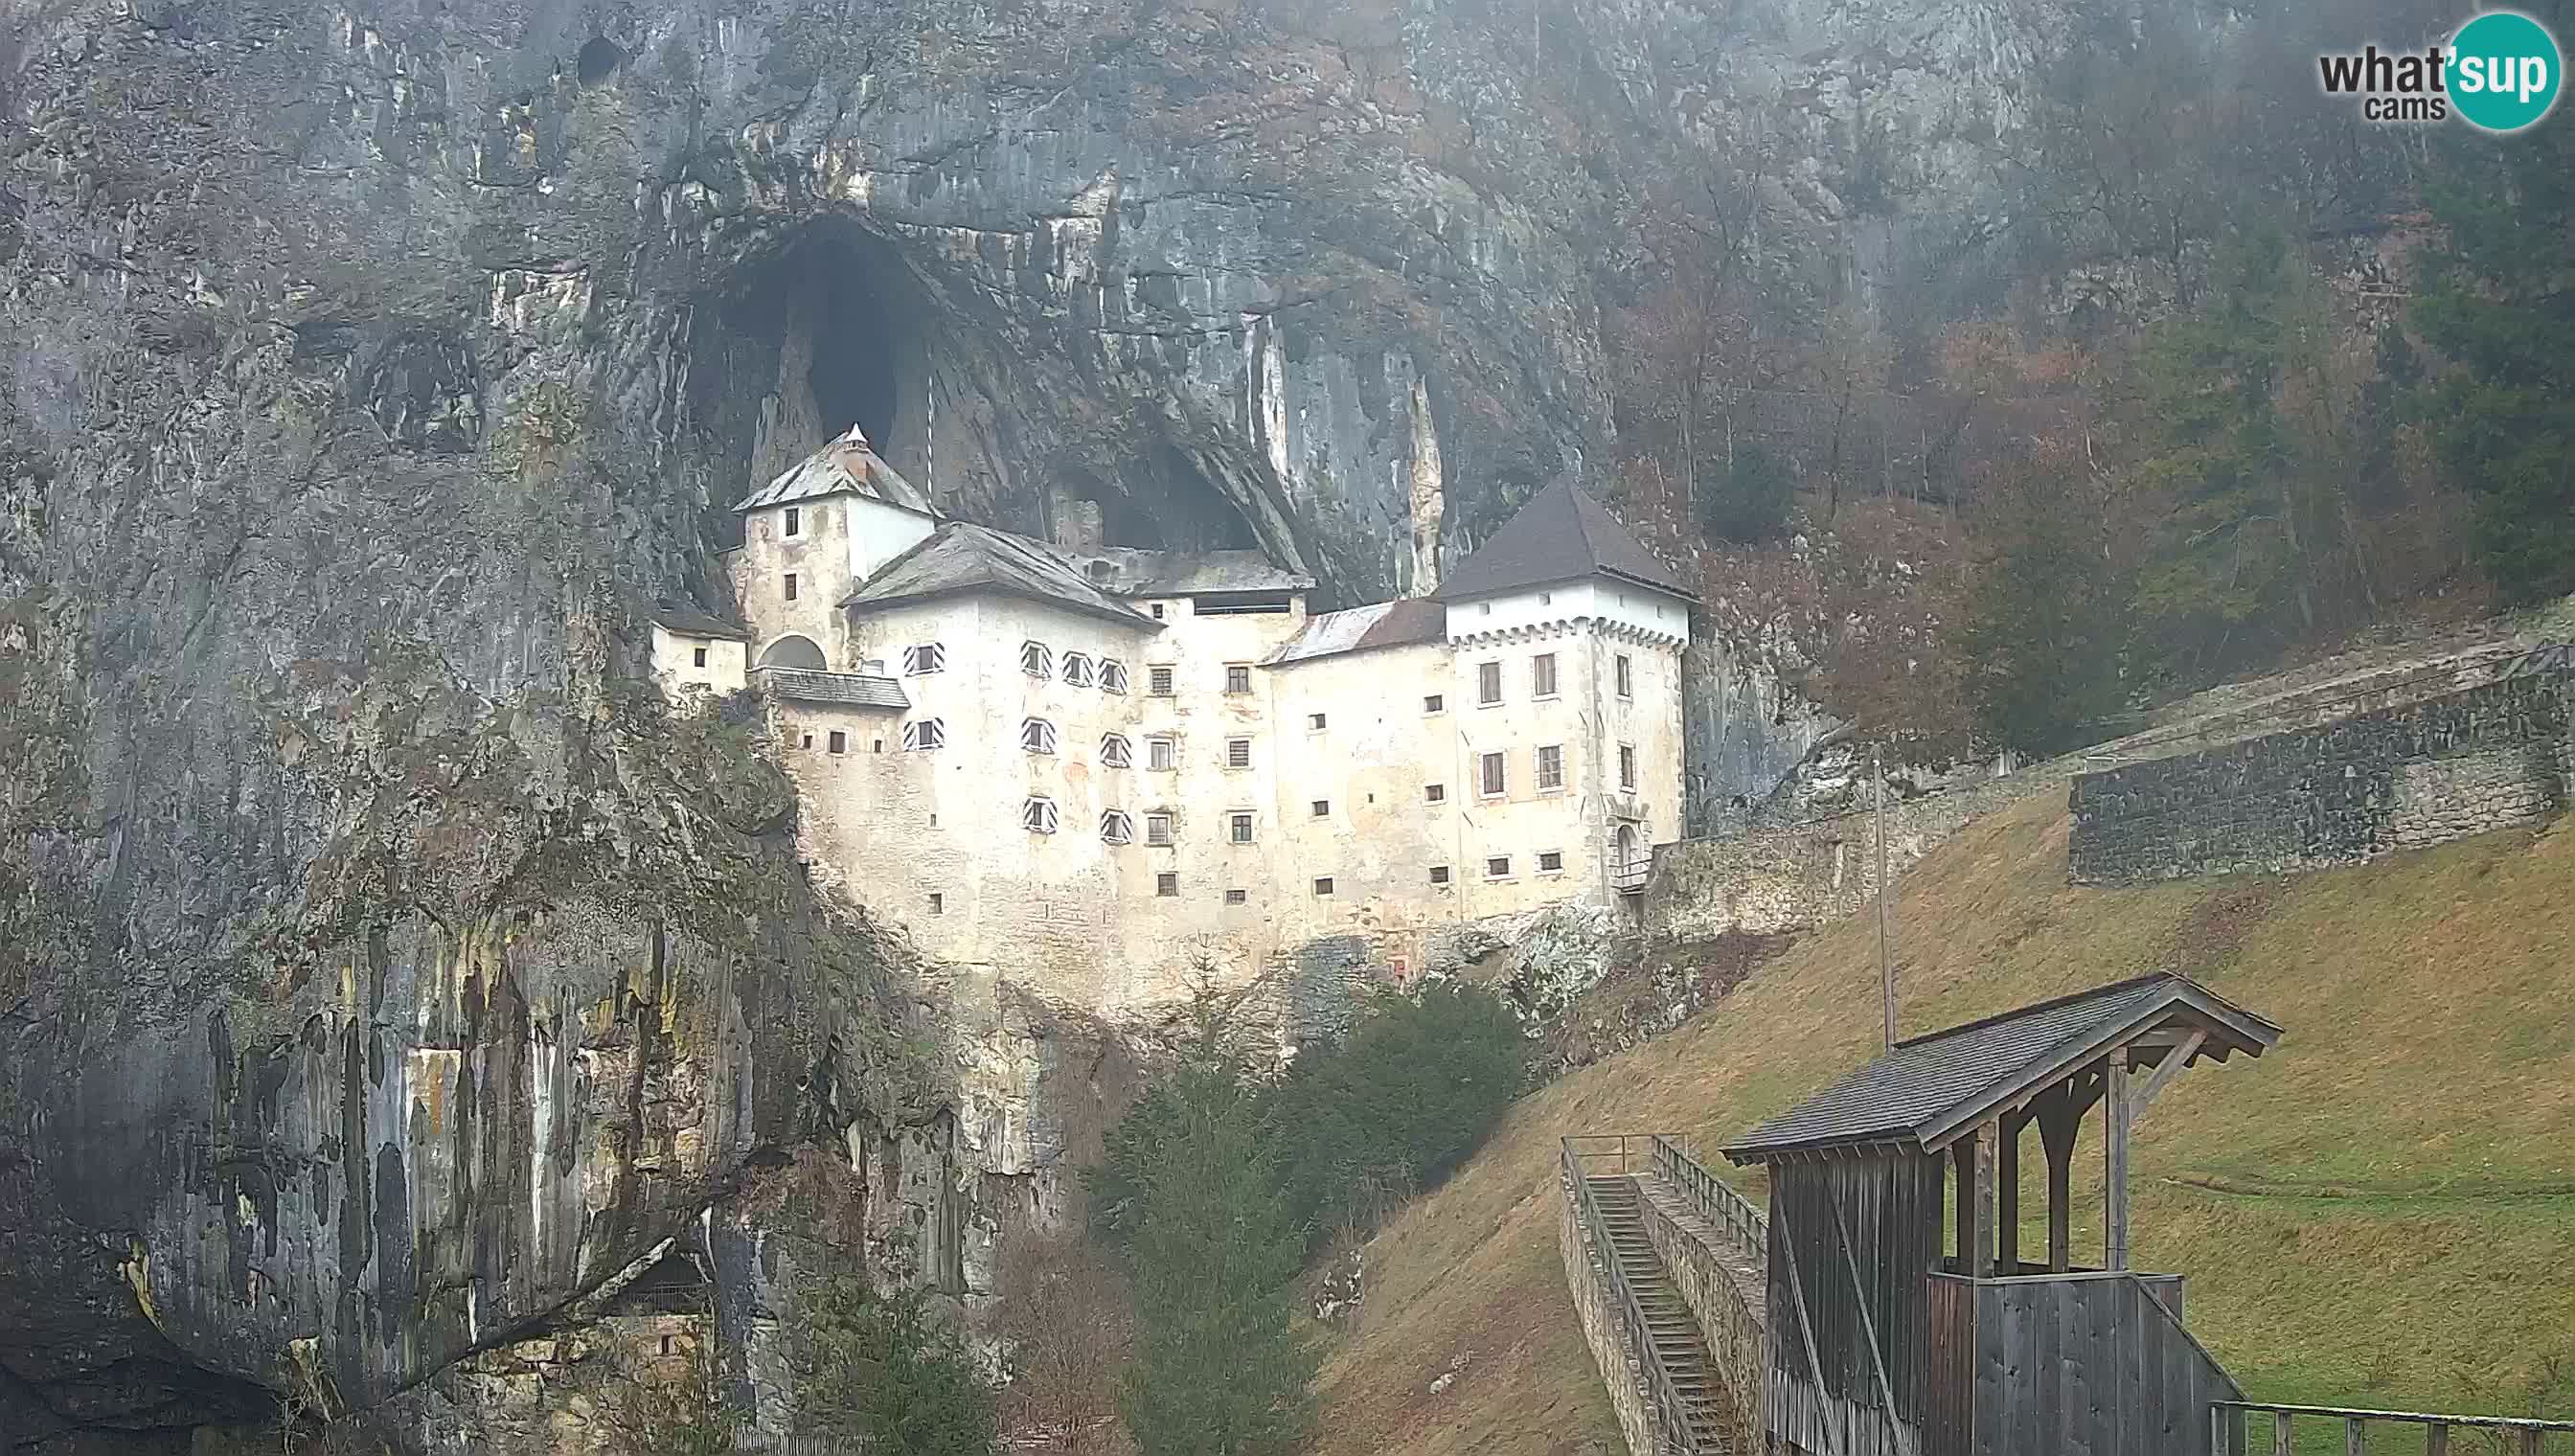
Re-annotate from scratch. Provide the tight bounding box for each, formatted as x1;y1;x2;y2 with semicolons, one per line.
649;425;1695;1015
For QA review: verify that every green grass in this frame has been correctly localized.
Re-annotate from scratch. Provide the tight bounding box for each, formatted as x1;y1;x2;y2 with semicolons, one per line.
1316;791;2575;1456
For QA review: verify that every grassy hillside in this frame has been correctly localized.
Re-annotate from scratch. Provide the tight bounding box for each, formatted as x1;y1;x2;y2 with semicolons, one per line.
1315;790;2575;1455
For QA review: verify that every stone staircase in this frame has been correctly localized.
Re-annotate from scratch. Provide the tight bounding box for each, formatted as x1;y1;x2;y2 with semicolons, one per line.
1585;1174;1733;1453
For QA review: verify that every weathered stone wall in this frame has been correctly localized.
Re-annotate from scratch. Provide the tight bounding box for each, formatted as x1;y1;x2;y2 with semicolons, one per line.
2069;670;2572;885
1556;1172;1661;1456
1635;1176;1767;1449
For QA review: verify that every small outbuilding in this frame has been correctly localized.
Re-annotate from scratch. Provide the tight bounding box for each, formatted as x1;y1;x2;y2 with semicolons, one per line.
1721;972;2282;1456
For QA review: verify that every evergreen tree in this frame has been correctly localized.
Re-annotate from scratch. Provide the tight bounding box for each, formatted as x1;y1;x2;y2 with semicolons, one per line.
2412;37;2575;605
1097;1000;1318;1456
1699;441;1795;543
795;1271;998;1455
1953;443;2130;756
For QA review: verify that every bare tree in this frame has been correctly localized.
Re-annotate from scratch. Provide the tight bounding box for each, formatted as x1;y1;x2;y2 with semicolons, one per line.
1000;1236;1136;1454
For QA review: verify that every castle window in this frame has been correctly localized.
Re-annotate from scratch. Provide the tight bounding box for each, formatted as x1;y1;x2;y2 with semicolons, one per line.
1309;712;1327;731
1312;877;1334;897
1100;659;1129;694
1538;851;1565;874
1425;783;1446;804
1147;736;1177;771
1615;653;1633;699
1022;797;1059;834
1021;717;1058;755
1428;865;1451;885
1100;810;1134;846
828;731;847;755
1619;743;1637;791
1539;590;1552;605
1101;734;1133;768
1486;855;1513;879
928;893;944;915
800;732;813;750
784;507;802;537
1536;744;1564;792
1225;738;1251;770
902;718;946;751
1230;812;1254;844
1149;665;1175;696
1061;652;1095;687
1224;664;1252;695
1225;888;1248;905
692;647;708;668
1147;812;1174;846
1533;652;1559;698
1151;603;1167;620
1156;872;1179;896
1480;751;1506;798
903;643;946;675
1424;693;1445;715
1020;641;1053;679
784;573;799;602
1477;660;1502;705
1310;800;1330;818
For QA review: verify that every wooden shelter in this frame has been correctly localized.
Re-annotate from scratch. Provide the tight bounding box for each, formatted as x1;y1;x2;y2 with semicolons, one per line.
1720;973;2281;1456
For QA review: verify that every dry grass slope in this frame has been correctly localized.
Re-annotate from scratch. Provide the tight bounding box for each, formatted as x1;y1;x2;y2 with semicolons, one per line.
1316;789;2575;1455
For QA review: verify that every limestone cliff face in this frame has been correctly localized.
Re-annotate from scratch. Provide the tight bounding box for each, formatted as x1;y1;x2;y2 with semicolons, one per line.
0;0;2038;1446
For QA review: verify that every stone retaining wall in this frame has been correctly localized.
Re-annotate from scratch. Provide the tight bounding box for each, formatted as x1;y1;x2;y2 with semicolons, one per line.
1558;1173;1664;1456
1635;1176;1769;1451
2069;669;2572;884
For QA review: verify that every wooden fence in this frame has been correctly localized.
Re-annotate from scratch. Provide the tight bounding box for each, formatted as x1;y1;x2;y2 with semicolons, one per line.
2215;1401;2575;1455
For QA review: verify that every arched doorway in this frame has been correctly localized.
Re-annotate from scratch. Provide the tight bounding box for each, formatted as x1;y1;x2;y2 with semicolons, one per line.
1613;822;1638;873
758;634;828;671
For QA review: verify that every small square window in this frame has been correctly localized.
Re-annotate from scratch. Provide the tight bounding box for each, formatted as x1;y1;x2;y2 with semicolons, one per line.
1312;876;1334;897
1156;872;1179;897
871;739;883;753
903;719;946;751
1538;851;1565;874
928;893;945;916
1224;664;1252;694
1101;734;1133;768
800;732;813;750
1148;737;1177;771
1151;603;1167;620
1615;653;1633;699
1230;812;1254;844
1061;652;1095;687
1150;665;1175;696
1477;660;1502;705
1225;739;1251;770
1310;800;1330;818
1428;865;1451;885
1425;783;1446;804
1020;641;1053;679
1147;812;1174;847
692;646;708;668
1424;693;1445;714
1021;717;1059;755
1538;590;1551;605
1225;888;1248;905
660;1333;677;1356
1100;659;1129;694
1022;797;1059;834
903;644;946;675
1533;652;1559;698
1486;855;1512;879
828;731;847;755
1478;602;1492;617
784;506;801;536
1101;810;1134;845
784;573;799;602
1309;712;1327;730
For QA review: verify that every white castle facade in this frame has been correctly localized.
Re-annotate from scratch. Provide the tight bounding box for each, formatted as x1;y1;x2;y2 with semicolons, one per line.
649;426;1694;1016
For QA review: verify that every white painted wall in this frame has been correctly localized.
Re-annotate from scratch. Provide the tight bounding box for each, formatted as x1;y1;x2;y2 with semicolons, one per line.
1445;580;1692;645
649;627;749;700
845;495;938;584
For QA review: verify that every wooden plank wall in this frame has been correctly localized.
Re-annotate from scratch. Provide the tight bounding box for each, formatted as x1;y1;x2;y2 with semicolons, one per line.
1945;1273;2243;1456
1765;1154;1946;1456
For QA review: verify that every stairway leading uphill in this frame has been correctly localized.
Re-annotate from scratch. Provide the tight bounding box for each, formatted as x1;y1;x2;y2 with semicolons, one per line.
1586;1174;1734;1454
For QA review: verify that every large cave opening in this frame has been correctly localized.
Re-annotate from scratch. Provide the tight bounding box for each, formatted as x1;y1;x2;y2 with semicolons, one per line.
715;227;930;507
802;247;908;452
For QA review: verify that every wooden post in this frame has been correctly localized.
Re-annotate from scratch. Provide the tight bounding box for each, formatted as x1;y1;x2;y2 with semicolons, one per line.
1997;1113;2022;1274
2423;1425;2446;1456
2345;1417;2365;1456
2039;1084;2081;1273
2106;1056;2132;1271
1952;1138;1979;1273
1972;1117;2000;1278
2273;1411;2294;1456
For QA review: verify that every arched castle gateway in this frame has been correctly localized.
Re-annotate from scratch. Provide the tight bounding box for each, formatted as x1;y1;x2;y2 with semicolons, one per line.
648;424;1695;1020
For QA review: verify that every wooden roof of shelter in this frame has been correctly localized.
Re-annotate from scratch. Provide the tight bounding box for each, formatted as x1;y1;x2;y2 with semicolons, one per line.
1720;973;2280;1165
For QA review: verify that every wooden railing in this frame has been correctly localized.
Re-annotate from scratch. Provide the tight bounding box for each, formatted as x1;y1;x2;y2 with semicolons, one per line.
1611;858;1652;894
1647;1134;1767;1260
1560;1136;1705;1455
2215;1401;2575;1454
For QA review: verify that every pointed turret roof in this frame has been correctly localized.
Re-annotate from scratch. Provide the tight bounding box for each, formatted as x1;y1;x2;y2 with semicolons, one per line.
1434;482;1696;603
732;424;935;516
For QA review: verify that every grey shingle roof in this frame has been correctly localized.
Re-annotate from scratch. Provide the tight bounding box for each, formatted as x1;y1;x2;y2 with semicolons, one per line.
732;426;935;515
752;667;909;710
842;523;1159;629
649;603;752;641
1720;973;2280;1163
1435;482;1698;603
1265;597;1447;667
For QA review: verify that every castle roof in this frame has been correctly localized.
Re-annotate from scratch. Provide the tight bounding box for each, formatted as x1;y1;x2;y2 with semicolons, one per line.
732;425;935;516
842;523;1159;629
1435;481;1697;603
1265;597;1447;667
1065;546;1314;597
648;603;752;641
